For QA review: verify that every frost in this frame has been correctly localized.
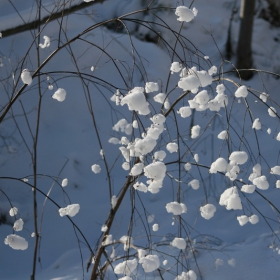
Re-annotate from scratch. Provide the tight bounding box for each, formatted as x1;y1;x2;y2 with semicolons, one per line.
200;204;216;219
145;82;159;93
209;157;228;173
171;237;186;250
52;88;66;102
4;234;28;250
114;259;137;276
130;162;144;176
271;166;280;175
153;92;167;104
184;163;192;171
191;125;201;139
237;215;249;226
21;69;32;85
166;201;187;215
249;214;259;224
241;184;255;193
62;178;68;187
9;207;18;217
166;142;178;153
154;150;166;161
268;107;277;117
170;62;182;73
253;175;269;190
175;270;197;280
111;195;117;208
235;85;248;98
113;119;132;135
121;87;150;115
188;179;199;190
133;182;148;193
13;218;24;231
175;6;197;22
260;92;269;102
139;254;160;273
217;130;228;140
178;106;192;118
59;204;80;217
229;151;248;165
152;223;159;231
219;187;242;210
91;164;101;174
39;35;50;48
122;162;130;170
252;118;261;130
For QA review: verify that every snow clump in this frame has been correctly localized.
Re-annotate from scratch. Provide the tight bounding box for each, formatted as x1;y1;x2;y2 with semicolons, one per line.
191;125;201;138
241;184;255;193
248;163;262;182
4;234;28;250
175;270;197;280
166;142;178;153
52;88;66;102
252;118;261;130
166;201;187;215
13;219;24;231
113;119;132;135
184;162;192;171
9;207;18;216
170;62;182;73
21;69;32;85
152;223;159;231
229;151;248;165
253;175;269;190
200;204;216;219
61;178;68;187
175;6;198;22
188;179;199;190
217;130;228;140
145;82;159;93
122;162;130;170
114;259;137;276
249;214;259;224
133;182;147;193
91;164;101;174
171;237;186;249
130;162;144;176
268;107;277;117
235;85;248;98
121;87;150;115
260;92;268;102
177;106;192;118
153;150;166;161
39;35;50;48
219;187;242;210
237;215;249;226
120;235;133;251
271;166;280;175
209;157;228;173
108;137;120;144
153;92;167;104
59;204;80;217
139;254;160;272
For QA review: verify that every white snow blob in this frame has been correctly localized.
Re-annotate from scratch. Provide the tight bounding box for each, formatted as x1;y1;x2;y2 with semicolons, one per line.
219;187;242;210
4;234;28;250
21;69;32;85
166;201;187;215
62;178;68;187
188;179;200;190
200;204;216;219
145;82;159;93
139;254;160;273
52;88;66;102
191;125;201;139
235;85;248;98
39;35;50;48
237;215;249;226
177;106;192;118
59;204;80;217
171;237;186;250
175;6;198;22
91;164;101;174
175;270;197;280
114;259;137;276
9;207;18;217
252;118;261;130
268;107;277;117
13;218;24;231
166;142;178;153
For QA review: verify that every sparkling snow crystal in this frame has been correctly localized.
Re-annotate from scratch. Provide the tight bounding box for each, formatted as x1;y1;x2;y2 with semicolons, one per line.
4;234;28;250
59;204;80;217
21;69;32;85
52;88;66;102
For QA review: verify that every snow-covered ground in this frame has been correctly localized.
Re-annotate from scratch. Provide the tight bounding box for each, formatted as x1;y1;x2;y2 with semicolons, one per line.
1;0;280;279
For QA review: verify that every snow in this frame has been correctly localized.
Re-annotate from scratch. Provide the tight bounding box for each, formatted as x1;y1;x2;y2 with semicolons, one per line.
188;179;200;190
171;237;187;250
61;178;68;187
191;125;201;139
237;215;249;226
184;163;192;171
234;85;248;98
270;166;280;175
249;214;259;224
145;82;159;93
20;69;32;85
114;259;137;276
178;106;192;118
253;175;269;190
209;157;228;173
4;234;28;250
139;254;160;272
217;130;228;140
130;162;144;176
13;218;24;231
219;187;242;210
39;35;50;48
153;92;167;104
200;204;216;219
153;150;166;161
91;164;101;174
252;118;261;130
152;223;158;231
241;184;255;194
133;182;147;193
175;270;197;280
52;88;66;102
170;62;182;73
175;6;197;23
9;207;18;216
58;204;80;217
166;142;178;153
229;151;248;165
268;107;277;117
166;202;187;215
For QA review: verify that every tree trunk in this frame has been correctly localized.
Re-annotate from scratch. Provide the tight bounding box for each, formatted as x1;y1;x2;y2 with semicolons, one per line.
236;0;256;80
